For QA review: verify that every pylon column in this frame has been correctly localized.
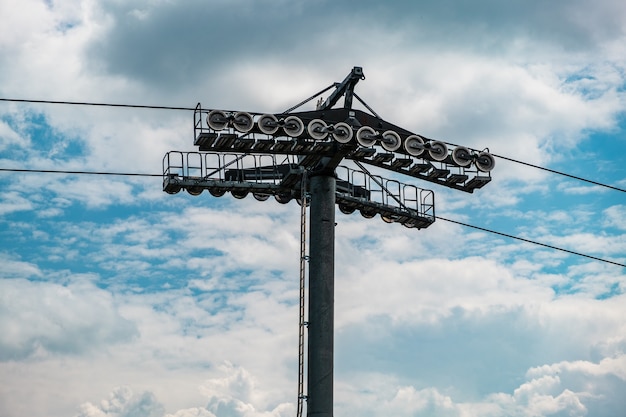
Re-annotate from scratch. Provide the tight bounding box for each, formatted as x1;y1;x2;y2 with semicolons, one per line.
307;171;335;417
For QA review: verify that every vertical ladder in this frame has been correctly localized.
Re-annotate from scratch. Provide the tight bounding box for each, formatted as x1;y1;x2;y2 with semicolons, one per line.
297;171;309;417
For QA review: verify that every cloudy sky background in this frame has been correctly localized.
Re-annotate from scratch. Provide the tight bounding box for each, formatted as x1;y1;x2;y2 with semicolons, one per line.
1;0;625;416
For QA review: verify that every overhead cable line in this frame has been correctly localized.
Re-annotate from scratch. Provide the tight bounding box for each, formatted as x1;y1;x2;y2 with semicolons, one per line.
0;166;623;268
0;97;194;111
0;167;160;177
436;216;625;268
489;153;625;193
1;97;624;193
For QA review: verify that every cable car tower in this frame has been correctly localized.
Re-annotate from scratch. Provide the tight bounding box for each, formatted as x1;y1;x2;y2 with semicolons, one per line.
162;67;494;417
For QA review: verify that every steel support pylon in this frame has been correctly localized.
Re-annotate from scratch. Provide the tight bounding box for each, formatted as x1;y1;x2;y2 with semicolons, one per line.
163;67;494;416
307;172;336;417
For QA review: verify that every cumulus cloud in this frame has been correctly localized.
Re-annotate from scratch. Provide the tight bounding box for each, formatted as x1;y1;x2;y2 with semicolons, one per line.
76;386;165;417
528;354;626;381
335;360;625;417
165;408;216;417
0;278;137;360
82;356;622;417
77;371;297;417
199;362;295;417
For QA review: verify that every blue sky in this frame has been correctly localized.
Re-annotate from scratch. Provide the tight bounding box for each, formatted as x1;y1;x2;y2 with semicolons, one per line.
0;1;625;416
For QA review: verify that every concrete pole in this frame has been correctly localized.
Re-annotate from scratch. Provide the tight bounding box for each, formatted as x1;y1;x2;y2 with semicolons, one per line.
307;172;336;417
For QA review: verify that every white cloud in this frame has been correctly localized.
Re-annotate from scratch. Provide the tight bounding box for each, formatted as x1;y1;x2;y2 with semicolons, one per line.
199;362;295;417
509;381;589;417
541;232;626;257
165;408;216;417
335;376;588;417
0;119;30;151
557;183;610;195
335;256;554;327
333;360;625;417
76;386;164;417
603;205;626;230
0;253;42;279
528;354;626;381
0;278;137;360
0;191;35;215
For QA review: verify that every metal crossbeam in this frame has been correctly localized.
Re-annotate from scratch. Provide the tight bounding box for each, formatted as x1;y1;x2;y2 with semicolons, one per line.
191;105;493;193
163;151;435;228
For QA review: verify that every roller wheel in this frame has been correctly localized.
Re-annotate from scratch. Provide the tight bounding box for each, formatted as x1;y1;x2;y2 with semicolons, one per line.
307;119;328;140
283;116;304;137
404;135;425;156
356;126;377;147
207;110;228;131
